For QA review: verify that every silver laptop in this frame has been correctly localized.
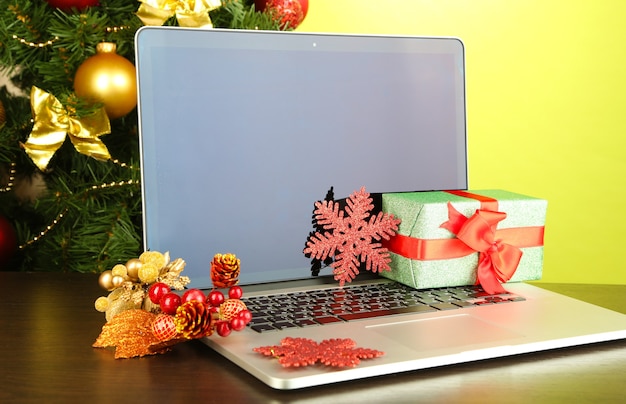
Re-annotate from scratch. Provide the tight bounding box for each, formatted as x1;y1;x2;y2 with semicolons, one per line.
135;27;626;390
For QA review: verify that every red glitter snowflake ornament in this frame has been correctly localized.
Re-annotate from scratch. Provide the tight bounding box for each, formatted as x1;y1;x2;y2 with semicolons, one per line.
304;187;401;286
253;337;384;368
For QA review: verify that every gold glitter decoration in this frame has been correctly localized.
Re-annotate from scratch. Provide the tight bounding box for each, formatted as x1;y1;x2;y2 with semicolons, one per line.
110;158;138;170
0;162;16;193
142;296;160;315
111;264;127;278
17;174;139;249
138;262;159;283
105;293;141;322
106;25;131;33
94;296;109;312
210;253;241;288
18;208;67;249
92;250;251;359
139;250;166;270
157;258;190;290
90;179;139;192
94;252;190;321
12;34;58;48
93;309;174;358
8;4;57;48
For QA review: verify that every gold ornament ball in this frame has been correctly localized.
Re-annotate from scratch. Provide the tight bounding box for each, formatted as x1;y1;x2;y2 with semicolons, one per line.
111;275;125;288
98;270;114;291
74;42;137;119
125;258;143;280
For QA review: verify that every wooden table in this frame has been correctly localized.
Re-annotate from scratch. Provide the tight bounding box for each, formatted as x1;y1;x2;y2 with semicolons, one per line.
1;272;625;403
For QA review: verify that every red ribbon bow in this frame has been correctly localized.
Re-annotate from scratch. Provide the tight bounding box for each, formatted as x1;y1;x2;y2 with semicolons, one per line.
440;203;522;294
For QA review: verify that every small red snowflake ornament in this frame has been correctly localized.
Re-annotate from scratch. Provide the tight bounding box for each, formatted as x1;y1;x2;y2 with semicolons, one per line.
304;187;401;286
253;337;384;368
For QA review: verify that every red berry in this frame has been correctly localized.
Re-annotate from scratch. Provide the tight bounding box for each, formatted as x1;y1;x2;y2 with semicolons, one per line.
207;290;225;307
182;288;205;303
148;282;171;304
230;317;246;332
216;321;231;337
159;292;182;315
228;285;243;300
238;309;253;325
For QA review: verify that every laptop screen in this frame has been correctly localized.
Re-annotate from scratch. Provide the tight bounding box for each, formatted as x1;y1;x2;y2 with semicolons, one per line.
135;27;467;287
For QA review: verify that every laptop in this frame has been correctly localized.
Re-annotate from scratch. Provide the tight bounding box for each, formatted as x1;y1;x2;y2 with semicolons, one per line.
135;27;626;390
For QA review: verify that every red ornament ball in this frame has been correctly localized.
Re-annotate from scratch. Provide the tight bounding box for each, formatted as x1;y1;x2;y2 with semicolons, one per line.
257;0;307;29
182;288;205;304
0;215;17;269
152;314;178;341
228;285;243;300
206;290;225;307
256;0;308;18
45;0;99;11
159;292;182;315
230;316;247;332
148;282;171;304
219;299;248;321
216;321;232;337
238;309;253;325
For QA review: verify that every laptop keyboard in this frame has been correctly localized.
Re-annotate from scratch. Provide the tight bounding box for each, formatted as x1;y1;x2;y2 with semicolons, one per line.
242;282;525;333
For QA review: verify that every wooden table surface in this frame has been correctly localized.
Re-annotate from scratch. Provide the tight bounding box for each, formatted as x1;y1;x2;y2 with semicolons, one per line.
1;272;625;403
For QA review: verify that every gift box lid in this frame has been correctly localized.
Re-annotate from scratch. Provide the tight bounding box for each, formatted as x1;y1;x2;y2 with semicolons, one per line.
382;190;547;239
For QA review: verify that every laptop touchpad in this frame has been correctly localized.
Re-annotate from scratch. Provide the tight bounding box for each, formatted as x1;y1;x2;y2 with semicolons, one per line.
367;314;522;351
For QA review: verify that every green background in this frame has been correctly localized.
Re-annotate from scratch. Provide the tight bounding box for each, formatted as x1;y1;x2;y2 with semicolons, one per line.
297;0;626;285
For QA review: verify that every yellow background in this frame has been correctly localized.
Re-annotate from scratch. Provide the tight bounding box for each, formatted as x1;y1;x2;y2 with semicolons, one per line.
297;1;626;284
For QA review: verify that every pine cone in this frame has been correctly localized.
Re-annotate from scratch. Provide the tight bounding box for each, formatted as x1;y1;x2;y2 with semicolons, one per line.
174;301;215;339
210;253;240;288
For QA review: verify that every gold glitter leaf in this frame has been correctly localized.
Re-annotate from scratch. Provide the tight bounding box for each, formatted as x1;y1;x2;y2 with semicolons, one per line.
158;258;190;290
93;309;175;359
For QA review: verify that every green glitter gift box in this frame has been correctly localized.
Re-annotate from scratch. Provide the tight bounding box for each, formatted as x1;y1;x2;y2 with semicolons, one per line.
380;190;547;292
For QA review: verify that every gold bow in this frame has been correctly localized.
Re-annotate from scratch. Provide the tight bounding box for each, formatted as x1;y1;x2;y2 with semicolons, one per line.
22;86;111;171
137;0;222;28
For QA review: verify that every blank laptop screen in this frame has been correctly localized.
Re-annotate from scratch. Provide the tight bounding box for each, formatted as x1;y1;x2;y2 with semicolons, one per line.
135;28;467;287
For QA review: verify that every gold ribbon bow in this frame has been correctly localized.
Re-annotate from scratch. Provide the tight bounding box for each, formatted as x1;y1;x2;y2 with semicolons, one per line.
137;0;223;28
22;86;112;171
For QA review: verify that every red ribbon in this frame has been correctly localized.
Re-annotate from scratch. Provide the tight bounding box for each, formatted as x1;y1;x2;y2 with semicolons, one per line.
440;202;521;294
383;191;545;294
